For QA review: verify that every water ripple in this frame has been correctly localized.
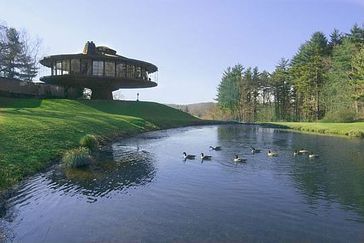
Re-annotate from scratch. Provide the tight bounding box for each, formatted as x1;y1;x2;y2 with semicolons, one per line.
1;125;364;242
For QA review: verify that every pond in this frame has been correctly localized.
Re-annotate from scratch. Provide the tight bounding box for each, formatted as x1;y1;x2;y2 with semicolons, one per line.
1;125;364;242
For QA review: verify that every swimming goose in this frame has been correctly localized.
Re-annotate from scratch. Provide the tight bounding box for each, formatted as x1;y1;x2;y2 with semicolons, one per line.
308;153;319;159
201;153;212;160
299;148;310;154
293;150;303;156
209;146;221;151
250;146;261;154
267;150;278;157
233;154;246;162
183;152;196;160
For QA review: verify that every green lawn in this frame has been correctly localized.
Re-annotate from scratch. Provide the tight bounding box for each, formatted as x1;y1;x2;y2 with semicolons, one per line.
263;122;364;138
0;98;201;190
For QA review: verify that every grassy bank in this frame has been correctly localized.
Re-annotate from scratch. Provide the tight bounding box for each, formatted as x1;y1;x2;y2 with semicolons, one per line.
0;98;205;190
262;122;364;138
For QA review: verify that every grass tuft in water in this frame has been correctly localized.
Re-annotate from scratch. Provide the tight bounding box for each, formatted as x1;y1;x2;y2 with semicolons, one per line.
80;134;99;151
62;147;93;168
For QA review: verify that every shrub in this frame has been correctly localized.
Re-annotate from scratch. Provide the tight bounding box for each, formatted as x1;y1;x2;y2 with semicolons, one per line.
80;134;99;151
322;110;356;123
62;147;93;168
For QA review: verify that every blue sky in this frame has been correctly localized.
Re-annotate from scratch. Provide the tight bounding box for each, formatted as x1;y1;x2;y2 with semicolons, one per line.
1;0;363;104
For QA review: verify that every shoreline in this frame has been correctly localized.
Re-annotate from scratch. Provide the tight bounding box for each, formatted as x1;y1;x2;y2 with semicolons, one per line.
0;98;208;191
0;120;235;216
1;119;361;216
0;118;234;195
258;122;364;139
4;98;361;197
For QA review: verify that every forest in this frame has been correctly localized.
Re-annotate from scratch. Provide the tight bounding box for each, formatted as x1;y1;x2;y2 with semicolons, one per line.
216;24;364;122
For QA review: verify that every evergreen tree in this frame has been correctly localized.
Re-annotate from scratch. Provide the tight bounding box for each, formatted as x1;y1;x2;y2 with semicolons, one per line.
3;28;24;79
217;65;244;120
329;28;343;50
290;32;329;121
348;24;364;45
351;45;364;113
0;25;39;81
240;67;253;121
323;38;356;115
270;58;292;121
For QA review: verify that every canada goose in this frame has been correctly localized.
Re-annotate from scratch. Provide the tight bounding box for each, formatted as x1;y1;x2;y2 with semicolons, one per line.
293;150;301;156
250;146;261;154
267;150;278;157
299;148;310;154
308;153;319;159
233;154;246;162
209;146;221;151
183;152;196;160
201;153;212;160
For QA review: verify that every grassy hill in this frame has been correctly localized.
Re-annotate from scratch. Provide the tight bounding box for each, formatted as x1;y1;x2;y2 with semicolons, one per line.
0;98;202;190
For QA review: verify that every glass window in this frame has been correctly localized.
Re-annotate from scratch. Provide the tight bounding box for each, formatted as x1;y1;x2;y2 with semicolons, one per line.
52;62;56;76
71;59;80;74
141;68;147;80
56;61;62;75
136;67;142;79
116;63;126;78
81;59;91;76
127;65;134;78
93;61;104;76
105;61;115;77
62;60;69;75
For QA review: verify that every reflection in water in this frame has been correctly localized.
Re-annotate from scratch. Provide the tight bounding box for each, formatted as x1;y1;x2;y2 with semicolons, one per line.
0;144;156;241
218;125;364;219
1;125;364;242
290;135;364;217
48;144;156;201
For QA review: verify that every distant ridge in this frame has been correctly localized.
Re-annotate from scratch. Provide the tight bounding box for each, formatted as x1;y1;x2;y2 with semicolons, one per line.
166;102;217;119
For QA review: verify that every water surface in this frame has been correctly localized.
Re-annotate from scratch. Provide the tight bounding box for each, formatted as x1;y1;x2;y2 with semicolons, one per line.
1;125;364;242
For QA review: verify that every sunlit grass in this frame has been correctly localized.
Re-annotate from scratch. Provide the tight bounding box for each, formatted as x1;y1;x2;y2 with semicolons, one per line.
266;122;364;138
0;98;201;190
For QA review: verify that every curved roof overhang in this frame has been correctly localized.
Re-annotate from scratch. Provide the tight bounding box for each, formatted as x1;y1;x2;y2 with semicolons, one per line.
40;53;158;73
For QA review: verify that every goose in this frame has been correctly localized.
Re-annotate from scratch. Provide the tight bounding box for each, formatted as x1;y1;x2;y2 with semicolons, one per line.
250;146;261;154
183;152;196;160
267;150;278;157
233;154;246;162
299;148;310;154
209;146;221;151
308;153;319;159
201;153;212;160
293;150;303;156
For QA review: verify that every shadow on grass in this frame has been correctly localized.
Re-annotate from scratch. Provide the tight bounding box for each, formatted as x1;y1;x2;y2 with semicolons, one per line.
0;97;42;109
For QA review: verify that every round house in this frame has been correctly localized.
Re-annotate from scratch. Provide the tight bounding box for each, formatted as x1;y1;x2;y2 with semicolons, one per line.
40;41;158;99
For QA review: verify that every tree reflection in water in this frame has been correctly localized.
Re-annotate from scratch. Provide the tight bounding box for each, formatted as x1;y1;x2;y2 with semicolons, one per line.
290;135;364;217
48;144;156;201
218;125;364;218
